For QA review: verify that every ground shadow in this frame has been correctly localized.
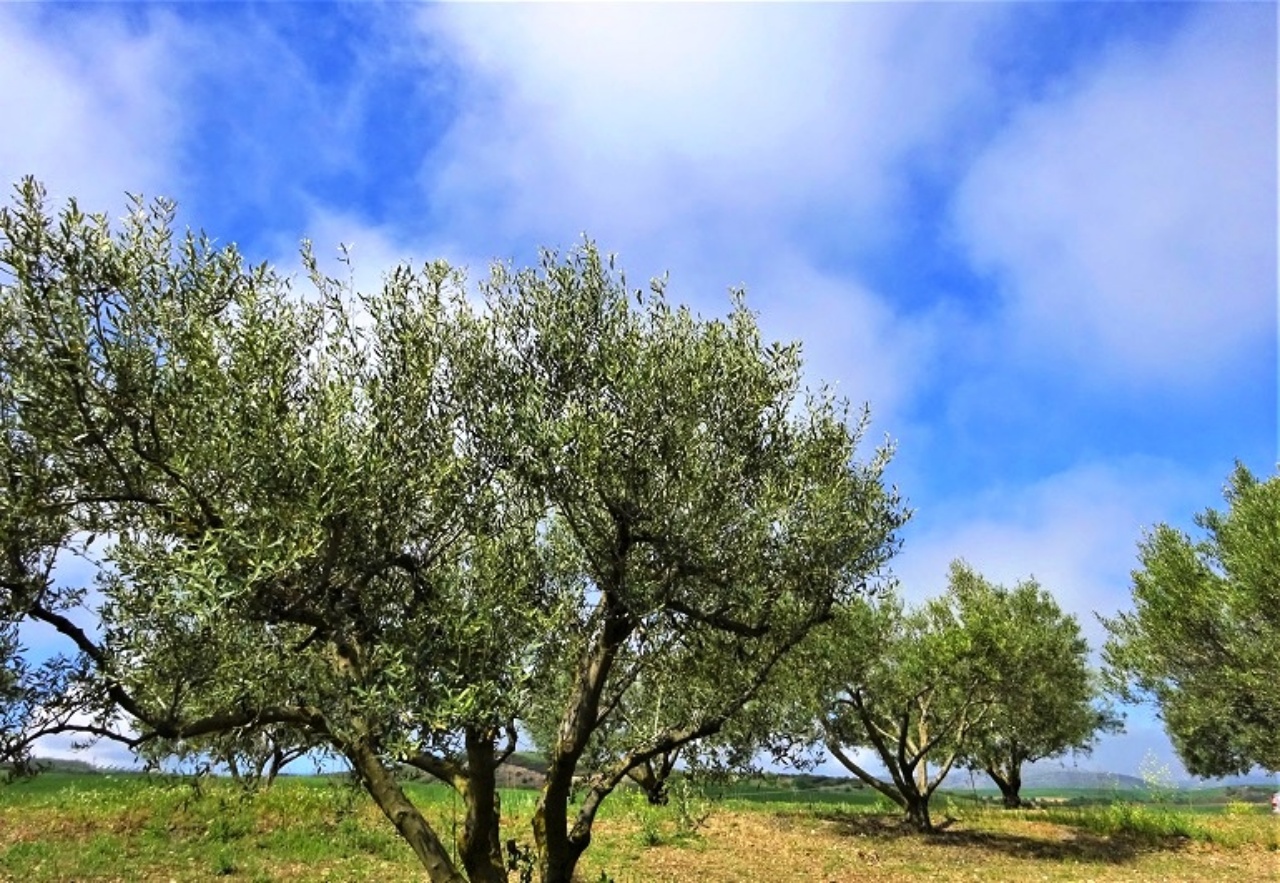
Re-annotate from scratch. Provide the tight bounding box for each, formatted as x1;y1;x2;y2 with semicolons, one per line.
793;809;1202;865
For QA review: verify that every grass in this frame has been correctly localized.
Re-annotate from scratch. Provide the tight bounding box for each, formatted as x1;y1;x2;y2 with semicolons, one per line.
0;772;1276;881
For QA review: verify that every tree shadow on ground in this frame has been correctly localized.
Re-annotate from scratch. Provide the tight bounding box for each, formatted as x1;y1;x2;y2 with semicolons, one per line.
799;810;1198;865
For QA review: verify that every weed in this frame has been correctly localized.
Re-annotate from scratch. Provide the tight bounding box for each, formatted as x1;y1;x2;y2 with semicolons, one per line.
668;777;712;837
505;838;536;883
636;805;664;848
212;848;237;875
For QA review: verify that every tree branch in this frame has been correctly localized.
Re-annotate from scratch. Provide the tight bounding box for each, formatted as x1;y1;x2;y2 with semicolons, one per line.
403;750;466;790
825;739;907;809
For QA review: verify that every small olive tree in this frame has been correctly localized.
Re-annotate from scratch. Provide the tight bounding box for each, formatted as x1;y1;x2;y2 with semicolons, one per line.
817;563;1120;827
954;568;1120;808
815;581;996;832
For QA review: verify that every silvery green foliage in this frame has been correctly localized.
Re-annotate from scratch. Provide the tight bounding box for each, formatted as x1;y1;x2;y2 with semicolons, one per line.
950;565;1120;807
1105;464;1280;776
453;246;905;880
0;179;906;882
812;563;1036;829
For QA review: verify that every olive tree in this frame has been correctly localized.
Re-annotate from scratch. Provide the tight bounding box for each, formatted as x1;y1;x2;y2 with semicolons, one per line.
815;563;1012;831
1104;464;1280;776
0;178;559;882
0;179;905;882
456;250;905;881
0;624;24;767
953;568;1120;808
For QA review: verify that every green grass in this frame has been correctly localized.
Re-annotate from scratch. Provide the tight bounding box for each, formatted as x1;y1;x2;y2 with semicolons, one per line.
1;772;1276;881
0;772;462;880
1037;801;1210;843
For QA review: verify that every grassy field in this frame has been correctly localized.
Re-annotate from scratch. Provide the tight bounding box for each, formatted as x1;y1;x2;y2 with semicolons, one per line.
0;772;1276;881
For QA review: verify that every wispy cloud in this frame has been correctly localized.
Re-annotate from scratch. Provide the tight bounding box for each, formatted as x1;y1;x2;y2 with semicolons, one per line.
952;5;1276;389
893;457;1226;647
417;4;1008;250
0;7;187;212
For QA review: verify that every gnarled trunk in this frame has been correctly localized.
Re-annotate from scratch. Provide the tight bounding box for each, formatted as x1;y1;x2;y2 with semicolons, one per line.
346;739;467;883
458;728;506;883
903;792;933;832
531;778;590;883
986;763;1024;809
532;588;634;883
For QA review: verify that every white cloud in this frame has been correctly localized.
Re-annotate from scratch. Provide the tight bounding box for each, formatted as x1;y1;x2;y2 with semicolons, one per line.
405;5;1006;432
418;4;1006;247
884;457;1241;778
953;7;1276;388
893;458;1224;649
0;8;188;213
741;257;943;433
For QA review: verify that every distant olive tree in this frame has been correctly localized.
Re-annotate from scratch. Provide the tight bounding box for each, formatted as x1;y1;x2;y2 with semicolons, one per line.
816;563;1120;827
954;567;1121;808
814;574;995;832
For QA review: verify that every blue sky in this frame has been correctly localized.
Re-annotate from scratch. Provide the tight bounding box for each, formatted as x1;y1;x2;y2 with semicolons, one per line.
2;2;1275;779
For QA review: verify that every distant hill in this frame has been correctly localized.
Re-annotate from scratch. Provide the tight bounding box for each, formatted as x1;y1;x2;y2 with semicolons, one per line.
496;753;546;789
504;751;548;775
9;757;103;775
953;767;1277;793
1178;773;1279;790
1015;768;1147;791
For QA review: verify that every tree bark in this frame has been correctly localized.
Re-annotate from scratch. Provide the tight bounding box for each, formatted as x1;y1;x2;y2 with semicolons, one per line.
986;763;1023;809
533;595;632;883
458;727;506;883
346;739;467;883
903;793;933;832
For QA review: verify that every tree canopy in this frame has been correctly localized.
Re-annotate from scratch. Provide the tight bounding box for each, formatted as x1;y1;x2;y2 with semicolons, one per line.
1104;464;1280;777
815;564;1001;832
0;179;906;883
953;566;1120;808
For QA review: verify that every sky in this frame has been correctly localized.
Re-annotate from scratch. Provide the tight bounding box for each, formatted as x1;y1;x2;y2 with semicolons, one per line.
1;2;1275;781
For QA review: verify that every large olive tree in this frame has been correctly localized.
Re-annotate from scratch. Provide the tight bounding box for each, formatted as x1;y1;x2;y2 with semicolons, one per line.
0;180;905;882
0;178;550;882
1104;464;1280;777
454;250;905;881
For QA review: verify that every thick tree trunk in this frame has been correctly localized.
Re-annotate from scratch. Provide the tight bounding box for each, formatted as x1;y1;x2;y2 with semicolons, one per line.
986;764;1023;809
264;748;283;790
346;739;467;883
226;754;243;783
458;728;506;883
532;753;591;883
903;792;933;832
826;739;935;833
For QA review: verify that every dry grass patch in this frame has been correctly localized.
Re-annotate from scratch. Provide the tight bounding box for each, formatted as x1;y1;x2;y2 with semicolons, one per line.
578;806;1280;883
2;776;1277;881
